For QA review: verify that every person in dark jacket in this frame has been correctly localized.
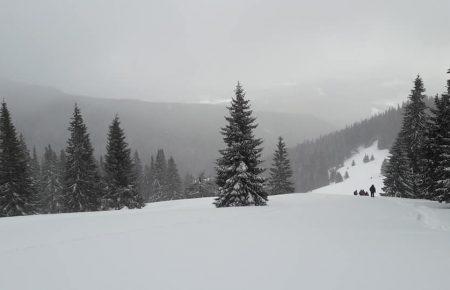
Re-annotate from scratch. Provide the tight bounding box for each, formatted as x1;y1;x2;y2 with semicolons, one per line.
369;184;376;197
359;189;365;196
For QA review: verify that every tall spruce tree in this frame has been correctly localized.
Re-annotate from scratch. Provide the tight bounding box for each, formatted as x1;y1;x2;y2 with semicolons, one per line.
422;95;445;199
434;69;450;203
214;82;267;207
268;137;294;195
132;151;145;201
382;137;411;197
104;116;144;209
63;104;101;212
399;76;428;198
166;156;182;200
151;149;167;201
143;158;154;202
40;145;63;213
0;102;36;216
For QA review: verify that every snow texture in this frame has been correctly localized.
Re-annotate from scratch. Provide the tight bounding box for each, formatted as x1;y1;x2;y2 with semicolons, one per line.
311;140;389;195
0;191;450;290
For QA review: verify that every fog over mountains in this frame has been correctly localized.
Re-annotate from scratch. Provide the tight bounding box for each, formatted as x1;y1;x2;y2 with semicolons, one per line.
0;79;334;175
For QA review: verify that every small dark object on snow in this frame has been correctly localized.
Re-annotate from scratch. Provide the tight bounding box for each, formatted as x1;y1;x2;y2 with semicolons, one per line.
370;184;376;197
353;190;358;196
358;190;365;196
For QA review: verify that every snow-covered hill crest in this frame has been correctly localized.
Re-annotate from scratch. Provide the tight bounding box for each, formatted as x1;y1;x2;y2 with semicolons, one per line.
0;193;449;290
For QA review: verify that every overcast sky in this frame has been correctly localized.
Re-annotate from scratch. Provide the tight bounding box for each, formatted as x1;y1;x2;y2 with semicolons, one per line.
1;0;449;118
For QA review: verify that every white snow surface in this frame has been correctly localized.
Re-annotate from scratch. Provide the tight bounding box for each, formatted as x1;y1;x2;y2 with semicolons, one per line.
1;193;450;290
312;140;389;195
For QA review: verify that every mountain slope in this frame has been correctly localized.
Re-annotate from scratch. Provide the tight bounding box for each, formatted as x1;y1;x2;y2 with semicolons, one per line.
0;79;334;174
311;140;389;195
0;193;449;290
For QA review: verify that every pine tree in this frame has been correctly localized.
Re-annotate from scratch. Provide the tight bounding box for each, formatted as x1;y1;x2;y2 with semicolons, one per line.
422;95;444;199
104;115;144;209
30;147;41;187
363;154;370;163
132;151;145;201
400;76;428;198
166;156;182;200
382;137;411;197
434;69;450;203
344;171;349;179
268;137;294;195
63;104;101;212
58;150;66;174
40;145;63;213
214;83;267;207
151;149;167;201
143;158;154;202
0;102;37;216
351;160;356;166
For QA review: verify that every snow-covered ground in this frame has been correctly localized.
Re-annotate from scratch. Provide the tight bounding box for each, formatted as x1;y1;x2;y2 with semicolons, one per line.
312;140;389;195
1;193;449;290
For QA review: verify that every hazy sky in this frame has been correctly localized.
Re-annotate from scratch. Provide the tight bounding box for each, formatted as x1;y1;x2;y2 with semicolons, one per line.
1;0;449;118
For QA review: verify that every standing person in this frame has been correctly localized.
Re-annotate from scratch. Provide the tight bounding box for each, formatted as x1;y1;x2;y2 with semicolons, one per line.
370;184;376;197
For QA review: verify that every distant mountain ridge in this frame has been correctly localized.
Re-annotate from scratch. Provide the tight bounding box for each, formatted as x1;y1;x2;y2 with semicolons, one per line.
0;79;334;175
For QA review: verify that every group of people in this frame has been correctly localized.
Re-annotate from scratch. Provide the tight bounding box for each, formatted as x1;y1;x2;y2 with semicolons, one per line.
353;185;376;198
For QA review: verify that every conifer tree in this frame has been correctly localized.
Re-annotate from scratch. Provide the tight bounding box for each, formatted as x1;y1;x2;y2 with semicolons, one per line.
382;137;411;197
166;156;182;200
58;150;66;174
151;149;167;201
62;104;101;212
422;95;444;199
344;171;349;179
363;154;370;163
335;172;343;183
434;69;450;203
30;147;40;181
0;102;37;216
400;76;428;198
268;137;294;195
40;145;63;213
104;115;144;209
18;135;40;203
143;159;154;202
132;151;145;200
214;83;267;207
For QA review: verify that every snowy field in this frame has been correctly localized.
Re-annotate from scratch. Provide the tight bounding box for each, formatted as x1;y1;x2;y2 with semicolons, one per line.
1;193;450;290
312;140;389;195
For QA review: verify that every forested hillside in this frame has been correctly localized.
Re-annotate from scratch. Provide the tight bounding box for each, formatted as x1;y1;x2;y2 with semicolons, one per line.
291;106;405;192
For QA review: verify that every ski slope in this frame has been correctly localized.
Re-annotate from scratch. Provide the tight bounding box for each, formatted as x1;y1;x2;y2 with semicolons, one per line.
1;193;449;290
312;140;389;195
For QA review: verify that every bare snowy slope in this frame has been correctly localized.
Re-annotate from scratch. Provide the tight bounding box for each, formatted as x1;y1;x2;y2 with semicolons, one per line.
0;193;449;290
311;140;389;195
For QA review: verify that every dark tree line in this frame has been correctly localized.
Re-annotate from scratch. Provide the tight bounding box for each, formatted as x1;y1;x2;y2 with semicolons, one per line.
383;71;450;203
0;102;188;217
